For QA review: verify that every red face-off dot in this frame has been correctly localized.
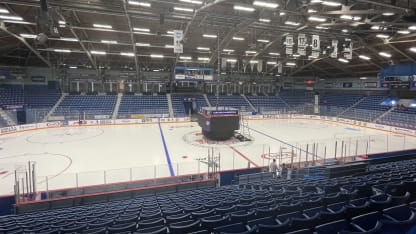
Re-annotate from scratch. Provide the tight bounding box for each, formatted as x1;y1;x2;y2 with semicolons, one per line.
182;155;188;159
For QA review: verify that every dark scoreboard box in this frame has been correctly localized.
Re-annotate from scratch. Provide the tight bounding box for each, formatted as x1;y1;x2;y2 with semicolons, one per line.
197;108;240;141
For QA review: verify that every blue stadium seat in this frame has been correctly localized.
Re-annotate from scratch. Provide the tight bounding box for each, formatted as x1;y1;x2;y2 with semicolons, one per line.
213;222;255;234
81;227;106;234
314;219;357;234
107;222;137;233
169;219;200;234
350;211;383;233
135;225;168;234
381;204;416;234
137;217;165;229
369;194;393;211
201;215;230;231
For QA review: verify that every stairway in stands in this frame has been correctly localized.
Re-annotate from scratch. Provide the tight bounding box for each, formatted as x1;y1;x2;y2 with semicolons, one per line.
0;109;16;126
203;94;212;107
337;96;366;117
43;93;67;121
166;93;174;117
242;95;256;112
373;106;396;123
112;93;123;119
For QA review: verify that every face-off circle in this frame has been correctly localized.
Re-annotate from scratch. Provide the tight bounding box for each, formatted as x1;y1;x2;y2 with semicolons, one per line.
183;130;253;148
26;127;104;144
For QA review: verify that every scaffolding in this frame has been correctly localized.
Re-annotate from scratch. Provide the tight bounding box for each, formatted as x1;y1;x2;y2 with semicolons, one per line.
237;108;251;141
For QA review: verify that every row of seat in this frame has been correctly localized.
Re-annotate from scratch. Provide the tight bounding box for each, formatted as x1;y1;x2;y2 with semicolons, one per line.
53;95;117;117
2;158;416;233
118;95;169;116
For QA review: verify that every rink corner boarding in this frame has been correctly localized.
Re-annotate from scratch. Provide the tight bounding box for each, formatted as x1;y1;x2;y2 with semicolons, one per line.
1;114;416;138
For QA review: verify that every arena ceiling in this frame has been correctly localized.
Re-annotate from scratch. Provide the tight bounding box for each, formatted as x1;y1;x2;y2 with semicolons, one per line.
0;0;415;79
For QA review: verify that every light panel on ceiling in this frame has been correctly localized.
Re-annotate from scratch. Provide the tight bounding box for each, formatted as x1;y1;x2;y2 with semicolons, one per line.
179;0;203;4
233;5;255;12
93;24;112;29
174;7;194;12
0;15;23;21
379;52;392;58
128;1;151;7
252;1;279;8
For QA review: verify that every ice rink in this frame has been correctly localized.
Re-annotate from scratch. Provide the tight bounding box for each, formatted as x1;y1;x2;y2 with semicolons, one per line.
1;118;415;195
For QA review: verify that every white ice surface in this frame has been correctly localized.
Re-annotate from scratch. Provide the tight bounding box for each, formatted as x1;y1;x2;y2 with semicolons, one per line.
0;119;415;195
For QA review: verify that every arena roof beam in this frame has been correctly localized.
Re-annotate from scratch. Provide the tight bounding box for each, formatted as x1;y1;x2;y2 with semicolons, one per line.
55;10;97;70
355;0;410;11
208;17;259;64
0;24;52;67
310;64;336;78
387;43;416;62
123;0;140;80
288;57;326;77
175;0;228;65
323;59;358;77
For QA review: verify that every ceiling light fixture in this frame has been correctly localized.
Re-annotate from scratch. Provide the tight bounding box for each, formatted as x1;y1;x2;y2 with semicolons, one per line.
136;43;150;47
91;50;106;55
379;52;392;58
232;37;245;40
409;47;416;53
0;15;23;21
359;55;371;60
223;49;235;52
245;50;257;54
203;34;217;38
249;60;258;64
322;1;342;7
253;1;279;8
133;27;150;32
101;40;118;44
316;26;329;29
397;30;410;35
60;37;79;42
338;58;349;63
150;54;164;58
128;1;151;7
0;8;9;14
233;5;255;12
382;12;395;16
173;7;194;12
269;52;280;56
54;49;71;53
286;62;296;66
93;24;112;29
266;61;277;65
376;34;390;39
259;18;271;23
179;0;203;4
371;25;381;30
198;57;210;61
257;39;270;43
226;59;237;62
180;56;192;60
120;52;135;57
408;25;416;30
197;47;210;51
308;16;326;22
285;21;300;26
20;33;36;39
